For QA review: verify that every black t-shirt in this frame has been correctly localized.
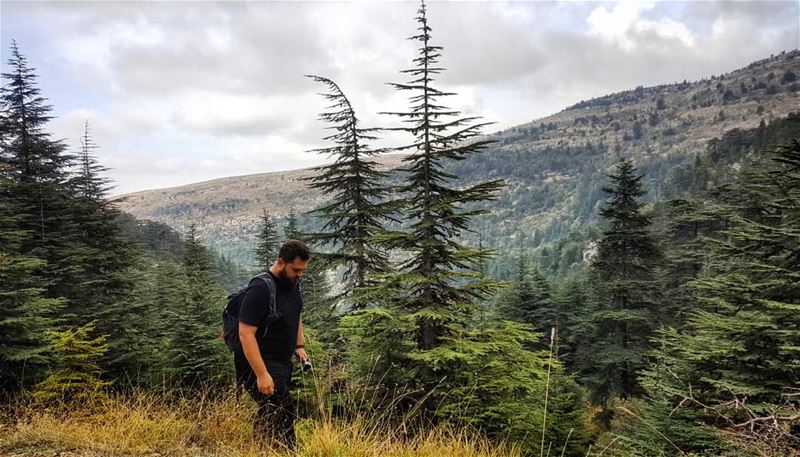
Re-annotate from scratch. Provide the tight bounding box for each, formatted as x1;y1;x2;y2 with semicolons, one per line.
237;272;303;362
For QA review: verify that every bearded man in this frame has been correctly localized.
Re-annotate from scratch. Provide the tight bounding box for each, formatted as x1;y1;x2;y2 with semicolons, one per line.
235;239;310;450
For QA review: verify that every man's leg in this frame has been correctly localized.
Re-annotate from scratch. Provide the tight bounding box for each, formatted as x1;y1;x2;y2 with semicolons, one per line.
264;360;296;450
233;347;248;400
235;354;296;449
234;348;274;443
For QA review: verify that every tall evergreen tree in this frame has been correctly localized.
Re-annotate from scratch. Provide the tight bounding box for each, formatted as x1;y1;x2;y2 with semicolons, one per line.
1;45;136;384
551;269;594;368
168;224;229;387
0;169;64;394
254;208;279;271
72;120;108;198
0;41;75;295
211;252;251;294
350;0;503;396
526;267;553;320
589;158;661;404
0;42;116;389
654;198;727;327
144;260;195;385
284;208;301;240
279;214;336;337
505;249;534;313
0;41;72;187
642;139;800;452
63;122;137;378
107;259;170;387
304;75;394;307
497;252;554;337
297;257;336;338
475;233;492;326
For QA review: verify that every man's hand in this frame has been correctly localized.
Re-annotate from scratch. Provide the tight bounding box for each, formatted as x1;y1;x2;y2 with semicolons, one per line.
295;347;308;363
257;372;275;396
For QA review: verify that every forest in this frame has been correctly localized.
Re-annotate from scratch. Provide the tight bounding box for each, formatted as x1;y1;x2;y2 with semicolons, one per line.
1;3;798;457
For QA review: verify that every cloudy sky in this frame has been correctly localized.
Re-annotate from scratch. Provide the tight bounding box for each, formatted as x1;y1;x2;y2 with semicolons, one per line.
2;1;798;195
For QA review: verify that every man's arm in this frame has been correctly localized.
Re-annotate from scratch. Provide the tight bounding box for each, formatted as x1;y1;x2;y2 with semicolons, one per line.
239;322;274;396
295;315;308;362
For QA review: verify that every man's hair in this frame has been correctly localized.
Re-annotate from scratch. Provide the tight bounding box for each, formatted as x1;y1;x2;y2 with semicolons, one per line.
279;239;310;263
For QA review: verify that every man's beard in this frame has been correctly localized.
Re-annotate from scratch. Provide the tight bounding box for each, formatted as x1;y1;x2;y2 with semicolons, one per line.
278;268;297;286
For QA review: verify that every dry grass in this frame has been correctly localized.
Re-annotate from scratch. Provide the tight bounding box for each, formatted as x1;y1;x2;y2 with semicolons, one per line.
0;388;520;457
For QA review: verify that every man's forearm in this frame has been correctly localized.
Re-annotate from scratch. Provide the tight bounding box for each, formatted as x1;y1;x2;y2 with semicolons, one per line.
296;318;304;347
240;333;268;378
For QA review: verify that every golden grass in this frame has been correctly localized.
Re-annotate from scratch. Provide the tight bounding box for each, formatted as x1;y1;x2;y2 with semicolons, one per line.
0;388;520;457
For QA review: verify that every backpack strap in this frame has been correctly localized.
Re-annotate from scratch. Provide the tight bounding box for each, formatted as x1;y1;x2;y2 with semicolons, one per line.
251;272;279;336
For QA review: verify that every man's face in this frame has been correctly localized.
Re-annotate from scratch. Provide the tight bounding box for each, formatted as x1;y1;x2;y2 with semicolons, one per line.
277;257;308;286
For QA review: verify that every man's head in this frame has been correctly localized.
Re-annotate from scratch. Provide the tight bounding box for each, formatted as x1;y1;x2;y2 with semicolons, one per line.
273;239;310;286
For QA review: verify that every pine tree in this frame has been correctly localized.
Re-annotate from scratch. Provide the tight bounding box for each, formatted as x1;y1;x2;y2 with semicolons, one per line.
498;253;555;337
298;260;336;336
654;198;727;327
475;233;492;326
497;250;532;317
0;41;76;296
32;322;111;404
527;267;554;325
589;158;661;404
254;208;279;271
0;42;81;392
350;0;503;400
0;41;73;187
148;260;193;384
1;44;136;385
106;260;169;387
284;208;301;240
62;121;137;378
279;214;336;338
642;139;800;451
552;269;595;368
543;373;595;456
434;322;550;449
72;120;109;198
0;169;65;393
211;251;251;294
304;75;394;307
168;225;229;387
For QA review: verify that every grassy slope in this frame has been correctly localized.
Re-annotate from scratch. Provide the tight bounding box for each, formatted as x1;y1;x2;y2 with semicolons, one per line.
0;389;519;457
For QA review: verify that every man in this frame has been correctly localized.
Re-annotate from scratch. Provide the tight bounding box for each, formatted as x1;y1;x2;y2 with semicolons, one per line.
234;239;310;450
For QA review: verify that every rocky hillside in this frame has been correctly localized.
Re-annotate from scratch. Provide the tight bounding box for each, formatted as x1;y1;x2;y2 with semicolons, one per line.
112;50;800;266
112;154;408;264
495;49;798;160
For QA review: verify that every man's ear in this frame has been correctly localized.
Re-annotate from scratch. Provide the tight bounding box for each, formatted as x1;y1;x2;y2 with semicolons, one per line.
276;257;285;268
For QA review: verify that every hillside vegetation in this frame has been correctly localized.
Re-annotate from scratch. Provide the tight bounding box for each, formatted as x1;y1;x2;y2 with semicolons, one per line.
112;51;800;266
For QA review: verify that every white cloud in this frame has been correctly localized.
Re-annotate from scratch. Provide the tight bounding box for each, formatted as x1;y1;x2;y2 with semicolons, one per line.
639;18;695;48
2;0;797;195
587;1;695;51
174;92;295;137
153;157;181;172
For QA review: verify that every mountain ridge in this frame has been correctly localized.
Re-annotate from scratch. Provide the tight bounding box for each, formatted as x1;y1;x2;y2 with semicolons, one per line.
112;49;800;266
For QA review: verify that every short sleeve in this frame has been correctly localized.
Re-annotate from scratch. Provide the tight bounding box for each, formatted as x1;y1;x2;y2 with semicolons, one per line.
238;282;270;327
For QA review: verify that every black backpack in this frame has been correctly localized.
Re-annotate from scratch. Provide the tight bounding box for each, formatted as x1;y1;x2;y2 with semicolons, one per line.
221;272;279;352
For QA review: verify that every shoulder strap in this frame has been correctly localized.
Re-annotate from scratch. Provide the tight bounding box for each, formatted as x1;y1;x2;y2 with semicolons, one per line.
252;272;278;321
